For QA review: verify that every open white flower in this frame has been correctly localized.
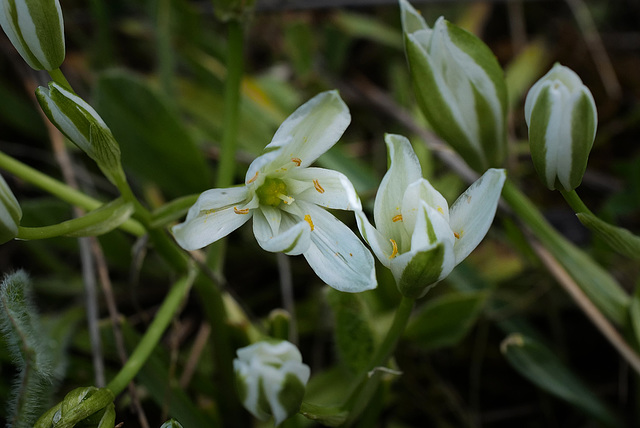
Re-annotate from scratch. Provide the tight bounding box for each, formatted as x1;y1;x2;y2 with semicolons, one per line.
172;90;376;293
356;134;505;298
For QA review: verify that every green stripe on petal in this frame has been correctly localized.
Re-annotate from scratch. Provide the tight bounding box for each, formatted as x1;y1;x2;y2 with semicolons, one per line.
568;91;597;190
398;243;445;298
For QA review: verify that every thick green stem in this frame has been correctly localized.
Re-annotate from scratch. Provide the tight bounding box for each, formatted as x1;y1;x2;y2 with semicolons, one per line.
560;189;593;215
47;68;73;92
502;179;629;325
0;151;144;236
343;296;415;425
106;271;194;396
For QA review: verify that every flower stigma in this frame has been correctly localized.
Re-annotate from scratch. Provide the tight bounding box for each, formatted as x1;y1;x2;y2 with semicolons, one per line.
256;177;294;207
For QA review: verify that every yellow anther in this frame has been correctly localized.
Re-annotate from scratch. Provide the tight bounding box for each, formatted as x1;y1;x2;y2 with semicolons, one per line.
247;171;259;184
234;207;250;215
437;206;444;214
304;214;314;231
313;179;325;193
388;239;398;259
454;231;461;239
392;214;403;223
292;157;302;166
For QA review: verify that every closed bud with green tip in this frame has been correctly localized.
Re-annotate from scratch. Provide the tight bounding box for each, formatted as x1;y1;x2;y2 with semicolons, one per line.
0;0;65;70
0;173;21;244
399;0;508;172
524;63;597;191
36;82;125;186
234;340;310;426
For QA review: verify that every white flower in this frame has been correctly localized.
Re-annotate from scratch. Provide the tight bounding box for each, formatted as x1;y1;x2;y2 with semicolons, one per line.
172;90;376;293
399;0;508;172
234;340;310;426
524;63;597;191
357;134;506;298
0;0;65;70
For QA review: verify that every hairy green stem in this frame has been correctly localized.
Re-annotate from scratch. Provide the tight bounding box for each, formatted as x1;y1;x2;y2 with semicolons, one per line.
0;151;145;236
106;271;195;396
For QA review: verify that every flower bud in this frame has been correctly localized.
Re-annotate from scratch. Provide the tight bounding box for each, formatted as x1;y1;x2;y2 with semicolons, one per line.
36;82;125;186
0;0;65;70
0;173;22;244
524;63;597;191
399;0;508;172
234;340;310;426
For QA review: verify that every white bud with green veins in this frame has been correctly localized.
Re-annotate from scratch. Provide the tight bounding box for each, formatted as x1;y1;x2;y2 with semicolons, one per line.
234;340;310;426
399;0;508;172
0;173;22;244
524;63;597;191
0;0;65;70
36;82;125;186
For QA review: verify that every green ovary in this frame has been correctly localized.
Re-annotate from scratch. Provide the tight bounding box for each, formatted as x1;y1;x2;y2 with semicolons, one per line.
256;177;288;207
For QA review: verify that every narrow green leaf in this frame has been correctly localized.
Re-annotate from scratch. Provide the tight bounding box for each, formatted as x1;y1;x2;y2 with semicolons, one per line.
501;333;622;428
577;212;640;259
630;286;640;349
299;401;348;427
326;289;375;373
404;291;487;351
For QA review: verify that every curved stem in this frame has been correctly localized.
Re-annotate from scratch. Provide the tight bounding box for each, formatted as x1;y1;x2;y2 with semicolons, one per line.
560;189;593;215
106;270;195;396
47;68;73;92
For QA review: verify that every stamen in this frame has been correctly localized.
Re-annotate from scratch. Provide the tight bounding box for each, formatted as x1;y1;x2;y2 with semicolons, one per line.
392;214;403;223
304;214;314;231
291;157;302;166
277;193;295;205
234;207;250;215
247;171;259;184
313;179;325;193
388;239;398;259
454;231;461;239
437;206;444;214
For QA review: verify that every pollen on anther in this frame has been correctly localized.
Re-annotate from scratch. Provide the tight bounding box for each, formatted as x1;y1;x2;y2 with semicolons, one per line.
247;171;259;184
392;214;403;223
437;206;444;214
454;231;461;239
388;239;398;259
234;207;250;215
304;214;314;231
313;179;325;193
292;157;302;166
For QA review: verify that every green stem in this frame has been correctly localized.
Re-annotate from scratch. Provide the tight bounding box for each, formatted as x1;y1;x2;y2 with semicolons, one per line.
560;189;593;215
106;270;195;396
47;68;73;92
0;151;144;236
17;198;131;240
216;20;244;189
343;296;415;425
502;179;629;325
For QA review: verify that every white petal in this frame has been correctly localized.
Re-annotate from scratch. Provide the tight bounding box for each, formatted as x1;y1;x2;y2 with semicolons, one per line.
401;178;449;235
253;209;311;255
411;202;456;281
373;134;423;249
287;167;361;211
301;204;377;292
449;168;506;264
172;187;251;251
355;210;393;268
399;0;430;34
262;91;350;171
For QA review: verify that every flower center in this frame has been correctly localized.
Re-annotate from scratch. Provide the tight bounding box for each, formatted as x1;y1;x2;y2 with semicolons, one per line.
256;177;294;207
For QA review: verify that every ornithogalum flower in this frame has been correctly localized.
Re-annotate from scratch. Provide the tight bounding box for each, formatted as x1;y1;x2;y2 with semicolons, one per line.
357;134;506;298
234;340;310;426
524;63;597;191
172;91;376;293
0;0;65;70
399;0;508;172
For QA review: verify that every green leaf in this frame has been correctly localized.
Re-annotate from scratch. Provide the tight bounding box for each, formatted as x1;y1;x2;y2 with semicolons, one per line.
94;70;211;197
577;212;640;259
299;401;348;427
629;285;640;348
404;291;487;351
326;289;375;373
501;333;622;428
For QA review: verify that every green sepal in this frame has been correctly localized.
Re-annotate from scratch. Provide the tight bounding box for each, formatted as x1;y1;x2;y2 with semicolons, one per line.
568;91;597;189
397;243;445;299
299;402;348;427
577;212;640;259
